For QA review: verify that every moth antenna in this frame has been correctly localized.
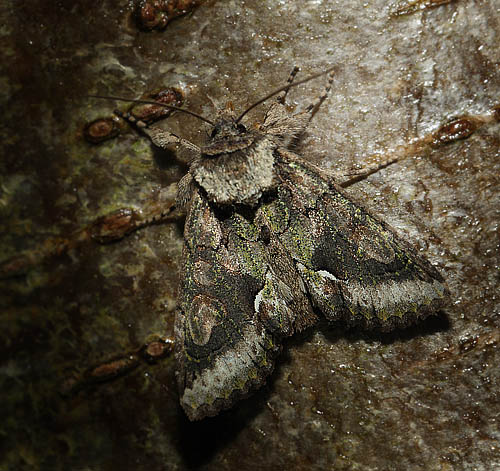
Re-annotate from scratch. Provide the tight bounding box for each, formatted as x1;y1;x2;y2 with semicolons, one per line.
235;65;336;124
88;94;215;126
276;66;300;105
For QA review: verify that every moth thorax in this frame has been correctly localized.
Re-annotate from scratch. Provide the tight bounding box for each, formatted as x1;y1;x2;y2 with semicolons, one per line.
193;138;276;206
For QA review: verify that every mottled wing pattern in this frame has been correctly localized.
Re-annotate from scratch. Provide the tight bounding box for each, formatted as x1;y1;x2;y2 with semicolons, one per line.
176;147;448;420
176;189;316;420
270;149;449;330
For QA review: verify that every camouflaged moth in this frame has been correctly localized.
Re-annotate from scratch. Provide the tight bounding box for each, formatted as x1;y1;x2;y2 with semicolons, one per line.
96;67;449;421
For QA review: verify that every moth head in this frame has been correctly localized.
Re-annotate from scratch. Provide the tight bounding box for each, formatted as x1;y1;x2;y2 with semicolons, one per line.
208;118;248;141
208;102;247;140
201;103;252;158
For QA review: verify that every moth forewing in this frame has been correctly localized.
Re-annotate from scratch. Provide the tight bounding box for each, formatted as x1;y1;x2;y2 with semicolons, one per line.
272;149;449;330
176;188;282;420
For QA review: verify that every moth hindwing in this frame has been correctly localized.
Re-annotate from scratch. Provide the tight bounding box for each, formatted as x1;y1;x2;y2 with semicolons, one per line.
120;68;449;421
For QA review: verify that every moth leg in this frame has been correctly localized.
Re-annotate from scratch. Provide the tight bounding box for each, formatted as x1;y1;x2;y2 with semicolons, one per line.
338;110;496;188
276;66;300;105
140;125;200;153
261;67;301;131
390;0;454;17
89;199;183;243
338;154;404;188
305;69;335;118
115;109;200;154
0;200;183;278
61;336;174;396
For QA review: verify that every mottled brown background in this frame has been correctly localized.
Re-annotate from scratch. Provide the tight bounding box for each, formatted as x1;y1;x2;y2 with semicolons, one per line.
0;0;499;470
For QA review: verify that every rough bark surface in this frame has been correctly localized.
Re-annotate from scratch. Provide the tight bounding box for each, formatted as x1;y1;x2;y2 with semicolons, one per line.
0;0;499;469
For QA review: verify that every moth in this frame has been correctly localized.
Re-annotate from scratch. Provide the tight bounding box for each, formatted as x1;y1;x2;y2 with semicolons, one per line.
100;67;449;421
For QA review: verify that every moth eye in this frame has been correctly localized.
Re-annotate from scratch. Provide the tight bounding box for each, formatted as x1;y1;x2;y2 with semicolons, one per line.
259;225;271;245
210;127;218;138
237;123;246;133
